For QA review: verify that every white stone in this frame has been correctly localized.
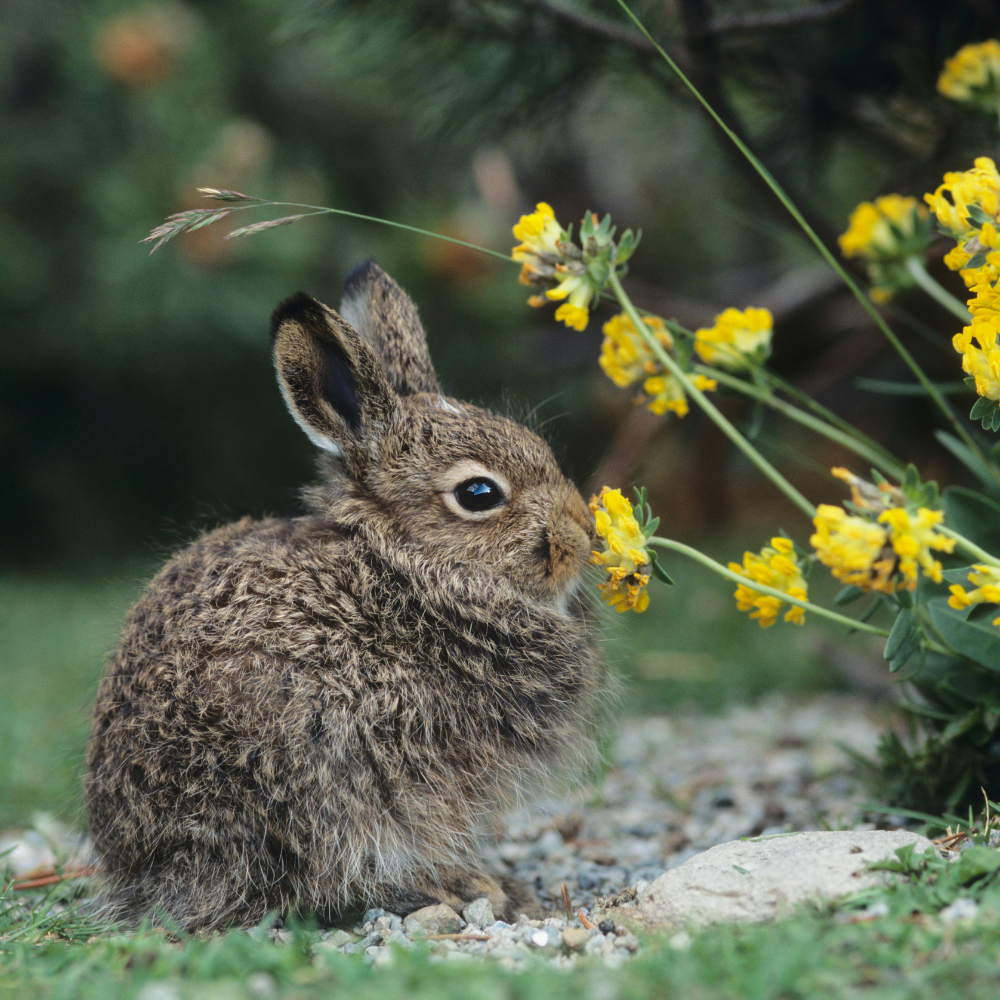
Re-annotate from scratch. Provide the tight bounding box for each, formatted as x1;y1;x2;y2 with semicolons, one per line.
636;830;936;927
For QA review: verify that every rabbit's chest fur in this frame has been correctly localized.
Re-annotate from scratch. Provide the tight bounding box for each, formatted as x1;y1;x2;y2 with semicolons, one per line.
86;512;600;926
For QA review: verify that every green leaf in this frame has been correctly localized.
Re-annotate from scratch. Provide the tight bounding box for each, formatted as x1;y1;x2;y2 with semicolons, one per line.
648;549;674;585
971;396;992;421
927;597;1000;671
943;488;1000;555
970;395;1000;431
967;204;994;225
854;378;969;396
884;607;921;672
642;516;660;538
835;585;866;605
967;252;988;269
957;845;1000;884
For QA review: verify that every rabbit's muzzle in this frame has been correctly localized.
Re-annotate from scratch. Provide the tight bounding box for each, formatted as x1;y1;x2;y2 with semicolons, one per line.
541;491;595;595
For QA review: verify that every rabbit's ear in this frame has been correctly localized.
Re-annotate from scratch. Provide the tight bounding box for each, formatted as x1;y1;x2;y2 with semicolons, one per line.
338;260;441;396
271;292;399;468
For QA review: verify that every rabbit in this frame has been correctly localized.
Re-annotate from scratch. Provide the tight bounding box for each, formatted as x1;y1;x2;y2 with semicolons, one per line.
83;260;605;931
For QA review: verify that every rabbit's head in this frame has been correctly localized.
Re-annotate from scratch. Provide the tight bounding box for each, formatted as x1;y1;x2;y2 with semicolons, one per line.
271;261;595;608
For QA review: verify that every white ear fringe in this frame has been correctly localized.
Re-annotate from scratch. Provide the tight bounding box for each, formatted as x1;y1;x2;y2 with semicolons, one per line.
276;375;343;456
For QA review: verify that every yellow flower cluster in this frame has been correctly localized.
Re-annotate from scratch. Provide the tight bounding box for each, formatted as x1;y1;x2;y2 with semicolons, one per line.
925;156;1000;245
600;313;674;386
937;40;1000;110
811;505;895;592
838;195;931;302
729;537;808;628
953;322;1000;406
599;312;717;417
924;158;1000;418
949;564;1000;632
589;487;652;613
810;499;955;594
693;307;774;372
511;203;596;331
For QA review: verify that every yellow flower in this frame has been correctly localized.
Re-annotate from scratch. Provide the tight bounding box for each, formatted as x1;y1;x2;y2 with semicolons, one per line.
949;564;1000;632
924;157;1000;240
512;202;562;258
838;195;932;300
953;317;1000;404
546;270;596;330
599;313;716;416
877;507;956;588
599;312;674;386
810;504;896;593
729;537;808;628
643;373;717;417
938;40;1000;109
511;203;603;330
839;195;929;260
589;487;652;613
693;307;773;371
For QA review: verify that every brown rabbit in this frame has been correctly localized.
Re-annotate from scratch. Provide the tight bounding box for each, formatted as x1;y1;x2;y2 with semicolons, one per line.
83;261;604;931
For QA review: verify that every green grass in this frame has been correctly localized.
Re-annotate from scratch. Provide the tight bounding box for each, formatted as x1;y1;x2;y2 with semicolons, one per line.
5;568;999;998
2;867;1000;1000
0;572;153;828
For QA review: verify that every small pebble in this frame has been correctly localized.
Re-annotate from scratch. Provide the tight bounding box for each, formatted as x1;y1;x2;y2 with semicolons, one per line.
321;929;354;948
561;927;592;951
403;904;464;935
462;897;494;927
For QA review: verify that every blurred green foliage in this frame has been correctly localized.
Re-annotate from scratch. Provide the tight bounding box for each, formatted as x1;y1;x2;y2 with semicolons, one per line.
4;0;1000;574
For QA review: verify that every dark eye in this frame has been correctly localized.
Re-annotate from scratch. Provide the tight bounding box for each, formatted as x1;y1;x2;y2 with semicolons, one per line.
455;477;505;512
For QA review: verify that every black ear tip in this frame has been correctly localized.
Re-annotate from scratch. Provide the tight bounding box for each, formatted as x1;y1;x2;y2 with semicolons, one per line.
343;259;387;296
270;292;322;342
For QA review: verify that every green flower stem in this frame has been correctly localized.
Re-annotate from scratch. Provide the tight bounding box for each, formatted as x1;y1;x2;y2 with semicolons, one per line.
938;526;1000;567
903;258;972;323
614;0;993;476
749;366;905;472
607;271;817;519
668;315;905;475
694;364;908;480
646;536;890;637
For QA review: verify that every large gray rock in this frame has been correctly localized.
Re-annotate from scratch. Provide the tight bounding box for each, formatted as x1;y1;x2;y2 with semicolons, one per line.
633;830;936;927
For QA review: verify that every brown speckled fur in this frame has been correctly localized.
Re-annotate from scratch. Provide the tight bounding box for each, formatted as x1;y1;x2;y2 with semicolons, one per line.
84;261;604;931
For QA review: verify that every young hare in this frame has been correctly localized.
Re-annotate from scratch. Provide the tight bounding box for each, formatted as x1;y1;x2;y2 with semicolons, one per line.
84;261;604;931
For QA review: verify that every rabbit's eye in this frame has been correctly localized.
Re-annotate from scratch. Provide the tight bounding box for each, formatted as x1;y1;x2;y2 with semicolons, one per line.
455;477;505;512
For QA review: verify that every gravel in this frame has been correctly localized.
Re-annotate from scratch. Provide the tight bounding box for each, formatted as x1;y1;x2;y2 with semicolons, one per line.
311;694;890;968
4;694;894;968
